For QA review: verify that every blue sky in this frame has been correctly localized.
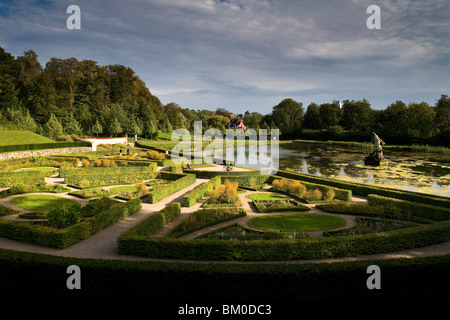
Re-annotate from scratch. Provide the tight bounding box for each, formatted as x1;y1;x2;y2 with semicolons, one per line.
1;0;449;114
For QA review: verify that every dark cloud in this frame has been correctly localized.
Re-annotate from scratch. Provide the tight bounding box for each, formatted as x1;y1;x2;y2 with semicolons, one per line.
0;0;448;113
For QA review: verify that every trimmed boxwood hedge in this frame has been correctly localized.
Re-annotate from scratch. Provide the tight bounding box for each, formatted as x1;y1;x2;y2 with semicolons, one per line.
146;172;196;204
1;248;449;300
182;168;260;179
275;170;450;208
181;176;221;207
59;164;157;178
252;199;310;213
0;141;91;153
116;220;450;261
367;194;450;222
0;176;46;188
0;198;141;249
64;170;157;188
272;176;352;202
119;203;181;238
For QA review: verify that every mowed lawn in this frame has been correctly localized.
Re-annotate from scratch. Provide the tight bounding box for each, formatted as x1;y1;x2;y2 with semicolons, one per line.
10;195;79;212
0;130;54;146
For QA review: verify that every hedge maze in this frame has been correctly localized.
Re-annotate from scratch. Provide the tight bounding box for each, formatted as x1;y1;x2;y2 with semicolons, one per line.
0;146;449;300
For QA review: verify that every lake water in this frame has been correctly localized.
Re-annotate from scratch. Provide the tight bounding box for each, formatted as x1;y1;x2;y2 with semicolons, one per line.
223;141;450;197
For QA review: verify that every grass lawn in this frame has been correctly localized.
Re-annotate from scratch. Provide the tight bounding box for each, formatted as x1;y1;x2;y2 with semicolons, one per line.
246;193;286;201
248;214;346;232
10;195;79;212
0;130;54;146
109;186;137;193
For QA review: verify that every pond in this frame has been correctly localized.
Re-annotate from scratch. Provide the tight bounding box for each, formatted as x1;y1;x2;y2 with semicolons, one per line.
224;141;450;197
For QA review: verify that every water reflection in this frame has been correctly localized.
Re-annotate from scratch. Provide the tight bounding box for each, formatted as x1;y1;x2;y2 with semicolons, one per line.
228;142;450;197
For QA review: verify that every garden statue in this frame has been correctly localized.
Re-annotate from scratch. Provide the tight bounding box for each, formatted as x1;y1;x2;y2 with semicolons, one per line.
364;132;387;165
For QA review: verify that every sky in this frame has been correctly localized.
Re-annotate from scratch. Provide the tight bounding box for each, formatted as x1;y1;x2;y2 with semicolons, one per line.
0;0;449;115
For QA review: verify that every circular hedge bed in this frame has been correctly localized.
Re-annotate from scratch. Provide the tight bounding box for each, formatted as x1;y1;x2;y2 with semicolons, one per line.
248;214;346;232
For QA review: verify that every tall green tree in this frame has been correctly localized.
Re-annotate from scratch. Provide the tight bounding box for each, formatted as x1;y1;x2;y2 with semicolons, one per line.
271;98;304;136
145;120;158;140
319;102;341;129
404;102;436;139
92;118;103;138
434;94;450;133
110;117;123;137
63;113;82;135
45;114;63;140
14;50;42;110
303;103;321;130
340;99;374;131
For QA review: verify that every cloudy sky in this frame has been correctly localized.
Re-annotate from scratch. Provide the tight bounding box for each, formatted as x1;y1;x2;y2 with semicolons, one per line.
0;0;449;114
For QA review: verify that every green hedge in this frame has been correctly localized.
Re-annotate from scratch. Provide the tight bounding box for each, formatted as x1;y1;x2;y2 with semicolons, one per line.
1;248;449;300
116;219;450;261
64;170;157;188
253;199;310;213
181;176;221;207
59;164;156;178
146;172;196;204
0;176;46;188
182;169;259;179
272;176;352;202
0;141;91;153
316;202;433;224
219;174;273;187
367;194;450;222
167;208;247;238
0;198;141;249
275;170;450;208
119;203;181;238
170;163;183;173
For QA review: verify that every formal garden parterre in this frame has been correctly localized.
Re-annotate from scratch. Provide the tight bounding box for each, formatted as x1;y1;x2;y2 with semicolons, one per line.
0;143;449;300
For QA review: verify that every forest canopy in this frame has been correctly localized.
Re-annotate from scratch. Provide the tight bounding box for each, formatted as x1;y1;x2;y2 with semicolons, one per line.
0;47;448;146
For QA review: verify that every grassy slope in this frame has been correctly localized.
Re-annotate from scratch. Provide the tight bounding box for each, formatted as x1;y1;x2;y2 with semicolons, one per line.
0;130;54;146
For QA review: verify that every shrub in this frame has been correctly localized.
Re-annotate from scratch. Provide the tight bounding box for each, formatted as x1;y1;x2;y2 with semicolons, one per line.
135;182;148;197
92;159;102;167
146;150;165;160
47;205;81;229
275;170;447;208
272;177;350;202
324;189;336;201
181;176;221;207
302;189;323;201
167;207;246;238
146;173;196;204
120;203;181;237
207;180;240;206
367;194;450;222
289;180;307;198
81;159;90;167
0;198;141;249
253;199;310;213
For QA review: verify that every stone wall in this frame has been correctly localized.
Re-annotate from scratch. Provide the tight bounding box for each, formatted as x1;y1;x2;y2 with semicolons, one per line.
0;147;92;161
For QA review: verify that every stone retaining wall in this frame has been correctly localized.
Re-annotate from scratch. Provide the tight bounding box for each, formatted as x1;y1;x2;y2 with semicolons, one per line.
0;147;92;161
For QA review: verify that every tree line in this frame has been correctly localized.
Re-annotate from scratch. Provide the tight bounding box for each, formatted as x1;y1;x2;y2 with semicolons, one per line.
0;47;448;146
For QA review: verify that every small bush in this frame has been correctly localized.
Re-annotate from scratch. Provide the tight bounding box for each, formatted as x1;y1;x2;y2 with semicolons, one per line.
81;159;90;167
135;182;148;197
47;205;81;229
324;189;336;201
146;150;165;160
303;189;323;201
